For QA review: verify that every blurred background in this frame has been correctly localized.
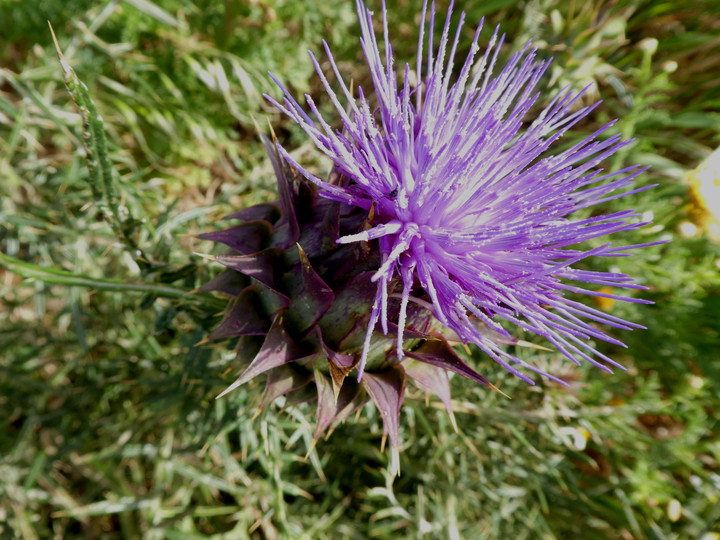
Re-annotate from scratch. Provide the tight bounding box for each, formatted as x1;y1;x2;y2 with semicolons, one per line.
1;0;719;537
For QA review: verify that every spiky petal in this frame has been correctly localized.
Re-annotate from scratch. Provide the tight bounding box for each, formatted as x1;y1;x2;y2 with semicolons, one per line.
266;0;660;383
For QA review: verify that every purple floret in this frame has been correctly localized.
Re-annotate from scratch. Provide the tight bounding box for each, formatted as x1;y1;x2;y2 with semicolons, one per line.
265;0;659;383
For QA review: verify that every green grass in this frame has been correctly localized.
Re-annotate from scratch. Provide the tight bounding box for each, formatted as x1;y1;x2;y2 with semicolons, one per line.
2;0;719;538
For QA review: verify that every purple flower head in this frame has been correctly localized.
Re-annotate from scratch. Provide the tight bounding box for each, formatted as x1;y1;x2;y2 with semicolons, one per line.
265;0;659;384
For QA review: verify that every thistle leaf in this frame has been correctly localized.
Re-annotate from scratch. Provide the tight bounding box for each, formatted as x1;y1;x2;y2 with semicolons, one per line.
261;134;299;247
403;358;456;429
215;248;282;290
309;327;357;399
318;271;377;347
209;285;287;340
283;244;335;335
209;287;269;339
362;366;406;450
224;202;280;223
386;322;430;340
313;371;361;440
313;370;337;436
198;269;248;297
284;382;321;406
198;221;273;255
217;315;312;398
297;199;341;258
260;364;313;409
405;339;491;387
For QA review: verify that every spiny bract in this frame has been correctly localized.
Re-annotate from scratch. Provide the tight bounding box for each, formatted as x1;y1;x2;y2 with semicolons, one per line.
202;0;658;458
202;136;480;460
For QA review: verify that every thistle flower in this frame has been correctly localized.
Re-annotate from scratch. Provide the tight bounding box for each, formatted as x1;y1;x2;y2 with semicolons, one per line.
266;0;657;381
203;0;657;460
